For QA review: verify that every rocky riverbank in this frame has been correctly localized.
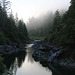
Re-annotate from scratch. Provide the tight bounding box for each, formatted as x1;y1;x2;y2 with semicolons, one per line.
0;43;26;57
32;40;75;69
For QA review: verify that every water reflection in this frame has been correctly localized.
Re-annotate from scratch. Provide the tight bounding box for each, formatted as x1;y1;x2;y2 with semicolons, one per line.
3;50;26;75
17;51;26;67
51;65;75;75
26;47;34;63
40;60;75;75
3;44;52;75
16;44;52;75
3;44;75;75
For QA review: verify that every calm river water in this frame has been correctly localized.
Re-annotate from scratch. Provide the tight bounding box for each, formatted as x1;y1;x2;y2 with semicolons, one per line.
3;44;75;75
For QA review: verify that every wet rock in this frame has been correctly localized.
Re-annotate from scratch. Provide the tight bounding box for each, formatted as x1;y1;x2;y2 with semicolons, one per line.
32;40;64;64
48;53;57;63
0;45;4;50
48;50;63;63
63;58;74;66
32;50;48;62
0;43;26;56
32;40;75;69
40;60;48;67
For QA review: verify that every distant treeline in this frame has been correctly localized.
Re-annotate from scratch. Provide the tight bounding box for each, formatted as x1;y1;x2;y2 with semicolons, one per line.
27;0;75;48
27;11;54;37
27;10;65;37
0;0;29;45
48;0;75;47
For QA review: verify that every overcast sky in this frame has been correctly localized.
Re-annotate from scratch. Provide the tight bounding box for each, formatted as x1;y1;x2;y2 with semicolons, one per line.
9;0;71;23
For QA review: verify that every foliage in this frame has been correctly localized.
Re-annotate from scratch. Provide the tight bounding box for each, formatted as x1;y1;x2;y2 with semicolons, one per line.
0;30;10;45
0;1;29;73
30;36;45;40
0;1;29;44
17;20;29;43
0;57;6;73
48;0;75;48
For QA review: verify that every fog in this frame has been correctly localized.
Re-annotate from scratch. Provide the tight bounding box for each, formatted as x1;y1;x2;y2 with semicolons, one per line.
26;10;67;36
8;0;70;22
27;11;54;28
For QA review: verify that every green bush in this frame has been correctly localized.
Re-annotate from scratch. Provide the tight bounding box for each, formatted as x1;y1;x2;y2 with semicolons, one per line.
0;31;10;45
0;57;6;73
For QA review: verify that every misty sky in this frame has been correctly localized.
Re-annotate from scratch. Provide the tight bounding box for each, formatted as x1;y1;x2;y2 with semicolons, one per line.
9;0;71;23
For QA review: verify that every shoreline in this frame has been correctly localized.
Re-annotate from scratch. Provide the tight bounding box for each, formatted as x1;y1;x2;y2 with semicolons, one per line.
32;40;75;69
0;43;26;57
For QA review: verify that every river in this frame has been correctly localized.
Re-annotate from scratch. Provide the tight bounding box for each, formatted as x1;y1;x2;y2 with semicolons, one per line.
3;44;52;75
3;44;75;75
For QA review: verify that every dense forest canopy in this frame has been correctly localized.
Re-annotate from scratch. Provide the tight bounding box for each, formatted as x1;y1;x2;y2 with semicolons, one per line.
48;0;75;47
0;0;75;74
27;0;75;48
0;0;29;44
0;0;74;48
27;10;65;37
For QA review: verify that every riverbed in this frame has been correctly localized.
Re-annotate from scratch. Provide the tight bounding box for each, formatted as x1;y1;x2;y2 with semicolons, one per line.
3;44;52;75
3;44;75;75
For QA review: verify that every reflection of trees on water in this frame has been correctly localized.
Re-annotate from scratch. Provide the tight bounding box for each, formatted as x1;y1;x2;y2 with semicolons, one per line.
17;51;26;67
48;64;75;75
3;50;26;75
26;47;34;63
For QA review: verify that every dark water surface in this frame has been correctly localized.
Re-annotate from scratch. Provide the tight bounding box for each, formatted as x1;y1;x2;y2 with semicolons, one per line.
3;44;75;75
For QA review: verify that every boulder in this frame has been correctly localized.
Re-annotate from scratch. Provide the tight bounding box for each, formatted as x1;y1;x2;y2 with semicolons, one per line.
48;50;63;63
